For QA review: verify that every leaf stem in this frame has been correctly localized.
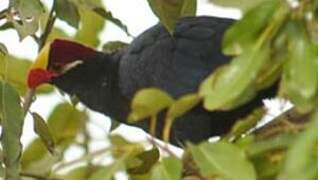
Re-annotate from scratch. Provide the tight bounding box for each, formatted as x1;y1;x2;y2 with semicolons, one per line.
162;117;173;142
150;115;157;136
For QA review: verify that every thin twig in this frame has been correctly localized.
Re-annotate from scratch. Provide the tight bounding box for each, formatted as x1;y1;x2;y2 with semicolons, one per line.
20;172;61;180
22;0;57;115
0;9;8;20
254;107;311;139
39;0;57;48
147;137;179;158
23;89;35;115
52;147;111;173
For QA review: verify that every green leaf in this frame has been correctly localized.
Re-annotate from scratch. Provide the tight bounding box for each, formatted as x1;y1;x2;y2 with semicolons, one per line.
278;110;318;180
180;0;197;17
251;153;283;179
31;112;55;154
89;164;121;180
128;88;174;122
128;148;160;174
130;174;152;180
200;45;270;111
55;0;80;28
210;0;268;13
167;94;200;120
163;94;200;141
75;0;105;47
64;166;103;180
89;136;143;180
47;27;70;42
222;0;278;55
0;55;53;95
92;7;130;36
189;142;256;180
0;81;24;180
151;157;182;180
147;0;197;34
12;0;45;40
281;21;318;112
21;139;60;174
110;135;144;158
78;0;130;37
224;108;265;142
247;133;295;157
47;102;87;145
21;103;86;173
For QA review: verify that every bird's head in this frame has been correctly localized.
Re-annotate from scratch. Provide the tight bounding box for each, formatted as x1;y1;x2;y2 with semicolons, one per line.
27;39;98;89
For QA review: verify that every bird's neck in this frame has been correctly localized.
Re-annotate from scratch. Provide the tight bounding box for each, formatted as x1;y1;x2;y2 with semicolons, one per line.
52;51;130;122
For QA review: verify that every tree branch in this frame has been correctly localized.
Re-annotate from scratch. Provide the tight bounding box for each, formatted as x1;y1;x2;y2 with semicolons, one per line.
254;107;311;139
20;172;61;180
23;0;57;115
52;147;110;173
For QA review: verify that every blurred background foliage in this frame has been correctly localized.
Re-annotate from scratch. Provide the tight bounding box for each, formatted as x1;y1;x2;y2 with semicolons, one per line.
0;0;318;179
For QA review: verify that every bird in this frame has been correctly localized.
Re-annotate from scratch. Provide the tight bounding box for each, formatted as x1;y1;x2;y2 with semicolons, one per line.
27;16;277;146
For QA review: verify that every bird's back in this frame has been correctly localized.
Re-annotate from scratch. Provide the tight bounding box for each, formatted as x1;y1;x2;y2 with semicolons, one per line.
118;16;247;144
119;16;235;98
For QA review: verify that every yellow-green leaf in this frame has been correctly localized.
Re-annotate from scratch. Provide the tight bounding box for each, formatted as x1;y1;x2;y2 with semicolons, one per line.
128;88;174;122
151;157;182;180
32;112;55;154
224;108;265;142
21;138;60;174
278;110;318;180
75;0;105;47
189;142;256;180
147;0;197;34
12;0;45;40
167;93;200;120
210;0;268;13
222;0;278;55
200;45;270;111
0;81;24;180
47;103;87;145
128;148;160;174
21;103;86;174
89;164;123;180
64;166;103;180
92;7;130;37
55;0;80;28
281;21;318;112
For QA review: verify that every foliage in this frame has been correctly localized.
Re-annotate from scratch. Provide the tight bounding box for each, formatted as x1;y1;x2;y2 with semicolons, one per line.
0;0;318;179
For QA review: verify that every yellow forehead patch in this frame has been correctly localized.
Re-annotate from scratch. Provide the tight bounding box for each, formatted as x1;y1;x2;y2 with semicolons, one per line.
30;43;51;69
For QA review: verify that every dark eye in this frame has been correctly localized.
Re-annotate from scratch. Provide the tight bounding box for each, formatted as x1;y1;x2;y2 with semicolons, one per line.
50;64;63;72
